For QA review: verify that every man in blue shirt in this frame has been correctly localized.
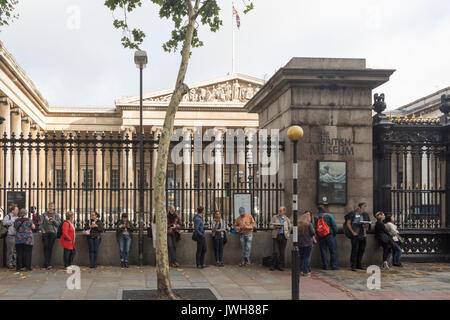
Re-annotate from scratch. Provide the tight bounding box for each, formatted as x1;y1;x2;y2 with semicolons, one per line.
314;205;339;270
193;206;208;269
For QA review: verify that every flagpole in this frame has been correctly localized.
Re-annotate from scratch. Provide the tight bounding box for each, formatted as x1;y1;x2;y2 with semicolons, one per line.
232;1;236;74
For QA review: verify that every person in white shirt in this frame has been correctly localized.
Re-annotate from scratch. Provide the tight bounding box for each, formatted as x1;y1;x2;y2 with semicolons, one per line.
384;214;403;267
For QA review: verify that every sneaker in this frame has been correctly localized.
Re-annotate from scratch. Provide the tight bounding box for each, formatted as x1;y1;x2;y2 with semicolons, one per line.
331;267;340;270
125;262;129;268
120;261;124;268
270;266;275;271
276;266;284;272
239;260;245;267
197;265;203;269
351;267;357;272
382;261;390;270
201;265;209;268
216;262;221;267
357;266;365;270
219;262;225;267
393;263;403;267
304;273;311;277
174;262;180;267
46;266;53;270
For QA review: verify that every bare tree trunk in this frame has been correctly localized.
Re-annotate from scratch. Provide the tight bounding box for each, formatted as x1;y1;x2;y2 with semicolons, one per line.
154;5;198;300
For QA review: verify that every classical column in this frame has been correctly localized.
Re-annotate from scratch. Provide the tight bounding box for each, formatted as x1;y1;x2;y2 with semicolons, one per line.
10;107;21;190
21;116;31;193
38;130;46;211
121;126;135;214
0;97;12;193
151;127;162;217
214;128;226;203
182;128;193;219
30;124;38;208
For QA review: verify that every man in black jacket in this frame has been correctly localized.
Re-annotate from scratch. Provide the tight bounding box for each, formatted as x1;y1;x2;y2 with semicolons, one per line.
345;202;371;271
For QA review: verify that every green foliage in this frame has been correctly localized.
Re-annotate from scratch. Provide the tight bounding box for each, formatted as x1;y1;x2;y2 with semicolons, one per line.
105;0;254;51
0;0;18;31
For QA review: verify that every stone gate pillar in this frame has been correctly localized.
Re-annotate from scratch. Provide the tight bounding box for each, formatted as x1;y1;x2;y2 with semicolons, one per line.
245;58;395;223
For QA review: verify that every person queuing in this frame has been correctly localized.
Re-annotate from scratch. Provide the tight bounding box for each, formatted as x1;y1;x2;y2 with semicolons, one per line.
14;209;35;272
3;204;19;270
269;206;292;271
314;205;339;270
193;206;207;269
234;207;256;267
60;211;76;269
40;202;61;270
374;211;394;270
384;214;403;267
167;206;182;268
211;210;226;267
345;202;371;271
85;211;104;269
298;211;317;277
116;213;134;268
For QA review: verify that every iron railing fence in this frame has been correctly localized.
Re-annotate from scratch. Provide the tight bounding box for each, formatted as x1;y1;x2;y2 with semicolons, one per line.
0;131;284;231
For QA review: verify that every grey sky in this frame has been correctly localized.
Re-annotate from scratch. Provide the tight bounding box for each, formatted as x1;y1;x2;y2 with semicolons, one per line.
1;0;449;110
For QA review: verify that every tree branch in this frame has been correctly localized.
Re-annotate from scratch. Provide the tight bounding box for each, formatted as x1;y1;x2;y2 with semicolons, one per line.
192;0;211;20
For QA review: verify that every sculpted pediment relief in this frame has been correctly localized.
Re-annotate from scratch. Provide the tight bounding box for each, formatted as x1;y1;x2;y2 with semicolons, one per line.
146;80;262;103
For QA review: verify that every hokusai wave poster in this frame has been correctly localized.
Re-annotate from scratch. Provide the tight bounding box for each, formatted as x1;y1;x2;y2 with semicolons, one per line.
318;161;347;205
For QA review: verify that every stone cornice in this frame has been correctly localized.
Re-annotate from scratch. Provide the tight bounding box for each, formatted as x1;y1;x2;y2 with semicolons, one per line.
0;40;49;115
245;58;395;114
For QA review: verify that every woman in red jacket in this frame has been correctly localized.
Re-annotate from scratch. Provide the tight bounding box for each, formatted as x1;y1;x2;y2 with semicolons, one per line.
60;211;76;268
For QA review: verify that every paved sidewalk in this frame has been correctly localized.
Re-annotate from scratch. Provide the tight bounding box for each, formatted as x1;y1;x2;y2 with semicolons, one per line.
0;263;449;300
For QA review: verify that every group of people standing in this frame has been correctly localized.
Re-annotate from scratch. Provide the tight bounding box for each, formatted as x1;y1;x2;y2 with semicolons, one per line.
2;202;120;272
3;201;403;272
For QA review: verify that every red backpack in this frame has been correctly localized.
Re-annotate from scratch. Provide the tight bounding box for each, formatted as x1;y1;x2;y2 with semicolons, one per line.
316;213;330;238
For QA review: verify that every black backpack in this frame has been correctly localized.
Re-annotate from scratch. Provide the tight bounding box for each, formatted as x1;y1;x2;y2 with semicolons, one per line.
56;221;67;239
343;212;354;239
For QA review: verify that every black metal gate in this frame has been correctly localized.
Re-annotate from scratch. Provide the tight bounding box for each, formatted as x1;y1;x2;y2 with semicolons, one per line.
373;94;450;260
0;131;284;231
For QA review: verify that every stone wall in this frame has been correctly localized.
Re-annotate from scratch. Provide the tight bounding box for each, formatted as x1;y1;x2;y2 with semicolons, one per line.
1;231;384;268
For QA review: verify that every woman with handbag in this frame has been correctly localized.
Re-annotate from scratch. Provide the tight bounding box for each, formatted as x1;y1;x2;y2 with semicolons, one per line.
384;214;403;267
211;210;226;267
60;211;76;269
84;211;104;269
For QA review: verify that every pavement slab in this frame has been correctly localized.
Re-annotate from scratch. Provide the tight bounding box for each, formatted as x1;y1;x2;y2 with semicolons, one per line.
0;263;448;300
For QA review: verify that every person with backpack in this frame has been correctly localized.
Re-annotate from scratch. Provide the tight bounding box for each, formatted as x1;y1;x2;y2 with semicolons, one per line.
345;202;371;271
167;206;182;268
40;202;61;270
211;210;226;267
14;208;35;272
84;211;104;269
193;206;207;269
314;205;339;270
116;213;134;268
60;211;76;269
3;204;19;269
298;211;317;276
269;206;292;271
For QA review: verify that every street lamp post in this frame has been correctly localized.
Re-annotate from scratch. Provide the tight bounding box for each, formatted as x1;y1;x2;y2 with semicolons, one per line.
135;50;148;266
287;125;304;300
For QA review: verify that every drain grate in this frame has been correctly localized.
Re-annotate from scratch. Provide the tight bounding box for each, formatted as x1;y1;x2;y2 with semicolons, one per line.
122;288;218;300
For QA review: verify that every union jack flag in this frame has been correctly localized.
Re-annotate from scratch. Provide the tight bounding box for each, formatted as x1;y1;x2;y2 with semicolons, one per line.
233;6;241;29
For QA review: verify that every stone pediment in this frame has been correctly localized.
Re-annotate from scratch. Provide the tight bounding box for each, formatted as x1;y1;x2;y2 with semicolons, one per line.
116;74;264;106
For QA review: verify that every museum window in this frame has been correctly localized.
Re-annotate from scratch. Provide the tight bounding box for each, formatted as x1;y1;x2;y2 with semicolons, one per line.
56;169;65;190
83;169;93;191
111;169;120;190
138;170;148;188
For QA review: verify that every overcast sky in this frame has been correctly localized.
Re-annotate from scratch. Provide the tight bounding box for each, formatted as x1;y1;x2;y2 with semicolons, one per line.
1;0;449;110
